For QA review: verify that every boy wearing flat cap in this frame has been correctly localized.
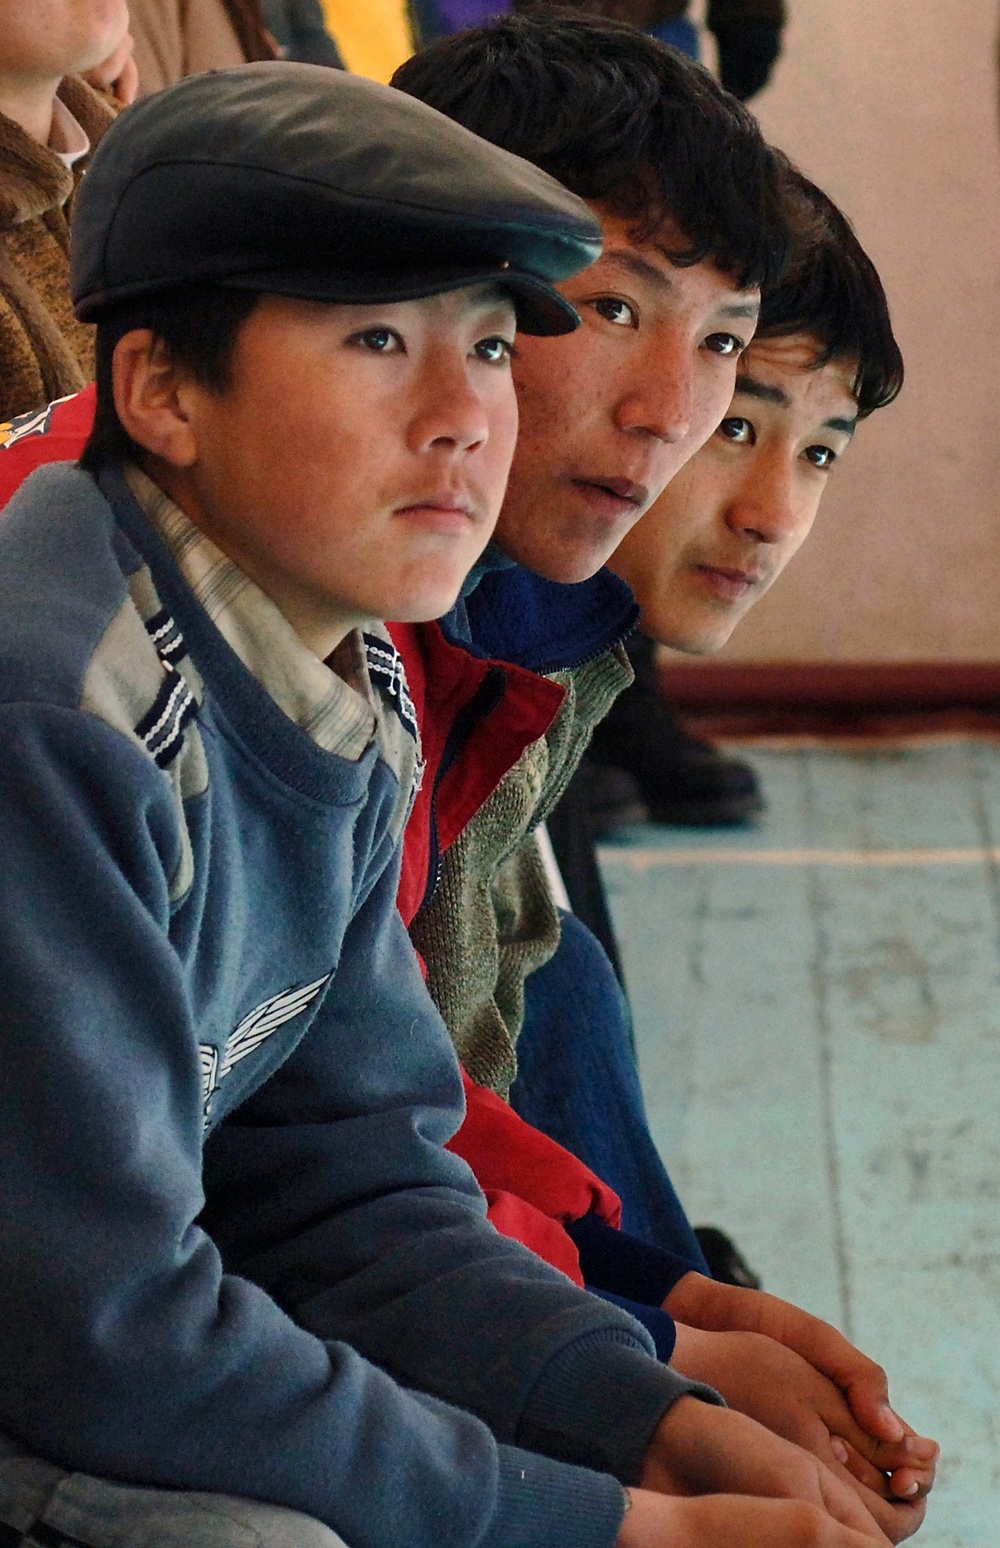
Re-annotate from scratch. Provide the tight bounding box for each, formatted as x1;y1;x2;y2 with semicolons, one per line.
0;58;887;1548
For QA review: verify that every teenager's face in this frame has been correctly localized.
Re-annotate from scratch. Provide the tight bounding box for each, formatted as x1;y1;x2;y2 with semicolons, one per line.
0;0;129;78
609;334;859;653
496;207;760;583
140;288;519;656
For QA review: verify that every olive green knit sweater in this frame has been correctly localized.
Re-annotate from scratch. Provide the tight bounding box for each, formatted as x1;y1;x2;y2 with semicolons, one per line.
410;644;632;1094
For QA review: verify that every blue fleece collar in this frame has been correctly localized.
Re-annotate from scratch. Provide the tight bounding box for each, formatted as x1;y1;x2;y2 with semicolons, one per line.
443;561;638;674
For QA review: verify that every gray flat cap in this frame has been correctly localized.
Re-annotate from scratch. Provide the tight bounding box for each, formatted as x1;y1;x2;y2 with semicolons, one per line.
71;63;602;334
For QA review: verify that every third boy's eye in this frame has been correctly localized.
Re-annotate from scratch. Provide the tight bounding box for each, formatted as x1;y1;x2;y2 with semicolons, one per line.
804;444;837;470
718;416;754;445
474;336;515;364
355;328;402;353
593;297;637;328
705;332;744;356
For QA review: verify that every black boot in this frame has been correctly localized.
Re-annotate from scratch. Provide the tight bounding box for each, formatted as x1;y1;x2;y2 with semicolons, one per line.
589;633;764;827
693;1226;763;1289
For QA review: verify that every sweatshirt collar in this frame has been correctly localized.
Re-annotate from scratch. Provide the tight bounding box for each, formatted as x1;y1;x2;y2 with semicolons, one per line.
124;464;378;760
443;559;638;675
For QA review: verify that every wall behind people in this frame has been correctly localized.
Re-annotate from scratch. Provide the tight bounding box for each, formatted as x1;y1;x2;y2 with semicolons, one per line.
679;0;1000;661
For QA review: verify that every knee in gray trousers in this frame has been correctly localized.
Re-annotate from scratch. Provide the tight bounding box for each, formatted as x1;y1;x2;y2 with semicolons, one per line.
0;1434;349;1548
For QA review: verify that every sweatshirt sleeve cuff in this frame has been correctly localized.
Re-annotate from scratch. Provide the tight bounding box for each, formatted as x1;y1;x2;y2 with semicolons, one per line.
516;1327;724;1484
479;1445;627;1548
587;1291;677;1363
567;1214;700;1305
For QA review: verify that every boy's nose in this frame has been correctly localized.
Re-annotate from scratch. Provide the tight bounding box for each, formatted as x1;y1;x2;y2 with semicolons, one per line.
410;363;492;454
727;463;800;544
614;350;694;446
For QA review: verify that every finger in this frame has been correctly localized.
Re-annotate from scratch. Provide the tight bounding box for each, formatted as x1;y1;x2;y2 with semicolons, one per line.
853;1426;939;1487
825;1464;926;1546
116;55;140;106
887;1465;934;1501
901;1432;940;1467
93;33;135;91
815;1460;892;1542
756;1301;900;1448
693;1278;905;1446
839;1427;936;1476
864;1494;927;1544
830;1436;896;1497
844;1387;908;1445
818;1402;908;1471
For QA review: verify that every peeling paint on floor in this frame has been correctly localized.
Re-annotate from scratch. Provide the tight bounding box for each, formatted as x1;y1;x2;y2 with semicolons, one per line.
600;740;1000;1545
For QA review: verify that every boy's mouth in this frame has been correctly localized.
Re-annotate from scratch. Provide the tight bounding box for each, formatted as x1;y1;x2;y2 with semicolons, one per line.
394;494;480;534
570;475;649;521
694;563;766;603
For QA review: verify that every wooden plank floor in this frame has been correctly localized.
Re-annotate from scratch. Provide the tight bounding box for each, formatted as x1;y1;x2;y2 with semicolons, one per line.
599;740;1000;1546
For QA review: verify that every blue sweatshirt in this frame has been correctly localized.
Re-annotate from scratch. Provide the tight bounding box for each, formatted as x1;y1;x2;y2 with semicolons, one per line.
0;465;717;1548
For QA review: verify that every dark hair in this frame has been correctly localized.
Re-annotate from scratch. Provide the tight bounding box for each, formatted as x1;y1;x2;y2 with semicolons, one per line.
79;288;260;473
756;167;904;418
392;7;790;293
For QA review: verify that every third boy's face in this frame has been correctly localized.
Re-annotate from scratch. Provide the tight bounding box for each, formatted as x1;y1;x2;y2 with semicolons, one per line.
609;334;859;652
151;288;519;656
496;207;761;583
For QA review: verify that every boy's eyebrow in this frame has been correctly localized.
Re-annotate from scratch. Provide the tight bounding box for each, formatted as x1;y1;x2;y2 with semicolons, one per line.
734;371;787;405
600;248;760;318
734;373;859;436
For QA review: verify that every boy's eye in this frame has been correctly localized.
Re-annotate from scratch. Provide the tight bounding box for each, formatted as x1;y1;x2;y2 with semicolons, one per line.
593;297;637;328
718;416;754;446
804;443;837;470
353;328;403;353
474;336;515;364
705;332;744;356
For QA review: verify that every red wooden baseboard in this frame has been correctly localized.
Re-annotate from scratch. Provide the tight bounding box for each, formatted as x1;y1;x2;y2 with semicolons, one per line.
659;661;1000;710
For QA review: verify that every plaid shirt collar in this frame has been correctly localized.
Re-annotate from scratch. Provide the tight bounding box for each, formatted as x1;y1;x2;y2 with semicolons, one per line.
125;465;377;761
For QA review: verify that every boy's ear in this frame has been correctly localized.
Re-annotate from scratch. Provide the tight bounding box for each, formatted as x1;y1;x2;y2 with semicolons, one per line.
112;330;200;469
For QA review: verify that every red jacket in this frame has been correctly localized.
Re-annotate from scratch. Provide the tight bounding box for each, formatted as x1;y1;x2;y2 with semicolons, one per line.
0;388;624;1289
384;618;623;1285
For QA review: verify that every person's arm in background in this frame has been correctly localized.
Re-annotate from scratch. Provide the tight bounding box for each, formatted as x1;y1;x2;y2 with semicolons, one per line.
262;0;345;65
706;0;785;100
80;32;139;104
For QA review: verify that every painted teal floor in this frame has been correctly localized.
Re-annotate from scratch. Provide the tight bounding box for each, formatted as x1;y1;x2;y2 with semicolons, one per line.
598;739;1000;1547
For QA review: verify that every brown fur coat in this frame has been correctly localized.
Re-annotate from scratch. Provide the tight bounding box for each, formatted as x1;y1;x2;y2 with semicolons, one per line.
0;77;115;423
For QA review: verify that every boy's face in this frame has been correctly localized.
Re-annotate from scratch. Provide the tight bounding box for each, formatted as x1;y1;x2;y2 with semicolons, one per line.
0;0;129;78
133;287;518;656
496;206;761;584
608;333;859;653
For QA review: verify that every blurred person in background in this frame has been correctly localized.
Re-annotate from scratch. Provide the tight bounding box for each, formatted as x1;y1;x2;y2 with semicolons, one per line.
514;0;785;97
262;0;345;64
127;0;277;96
127;0;342;97
0;0;127;422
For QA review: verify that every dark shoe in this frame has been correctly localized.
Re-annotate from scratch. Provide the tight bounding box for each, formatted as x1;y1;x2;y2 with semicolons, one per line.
584;762;648;838
694;1226;763;1290
589;633;764;827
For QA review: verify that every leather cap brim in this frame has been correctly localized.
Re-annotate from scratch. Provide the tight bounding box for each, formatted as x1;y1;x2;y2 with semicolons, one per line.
211;264;581;336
